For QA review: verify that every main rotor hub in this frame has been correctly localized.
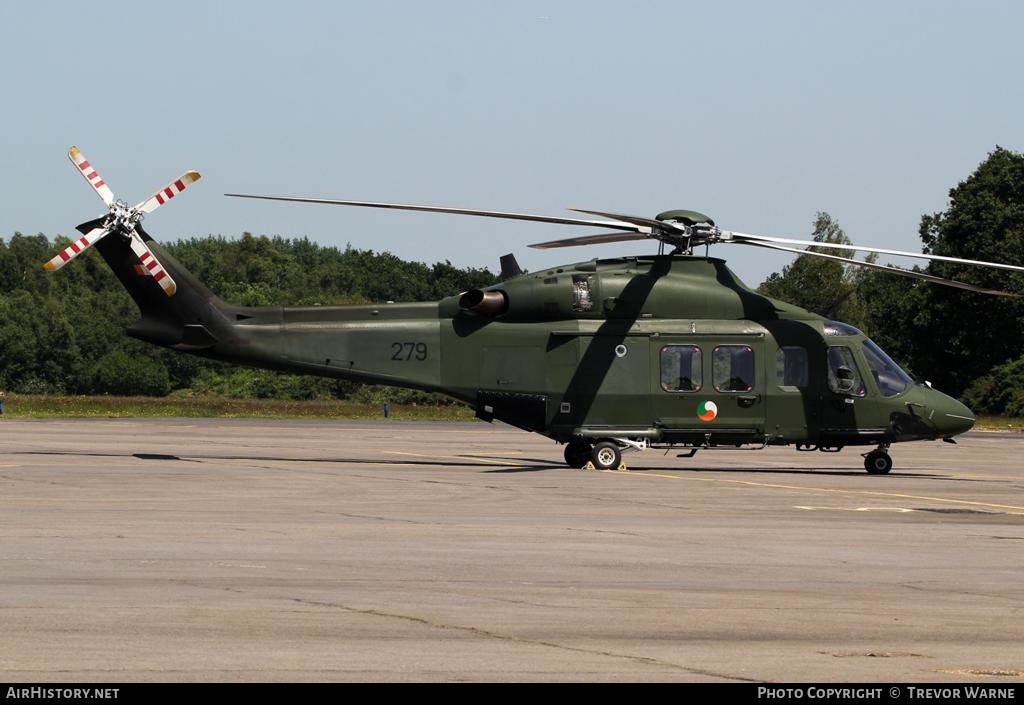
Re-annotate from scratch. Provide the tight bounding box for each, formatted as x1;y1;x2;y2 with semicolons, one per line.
655;209;715;227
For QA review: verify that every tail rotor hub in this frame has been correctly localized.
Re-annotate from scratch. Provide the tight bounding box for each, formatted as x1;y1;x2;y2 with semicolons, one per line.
106;200;142;237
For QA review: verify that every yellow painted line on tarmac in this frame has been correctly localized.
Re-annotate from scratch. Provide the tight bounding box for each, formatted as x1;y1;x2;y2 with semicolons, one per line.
384;451;527;467
795;505;916;513
601;469;1024;516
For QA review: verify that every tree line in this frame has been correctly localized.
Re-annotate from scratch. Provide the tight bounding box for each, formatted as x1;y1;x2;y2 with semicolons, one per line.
1;147;1022;415
0;234;496;403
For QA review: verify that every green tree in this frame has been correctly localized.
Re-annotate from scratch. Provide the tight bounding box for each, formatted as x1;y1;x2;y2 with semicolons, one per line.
894;147;1024;395
0;290;81;393
758;212;875;329
961;356;1024;417
0;234;55;296
855;269;926;375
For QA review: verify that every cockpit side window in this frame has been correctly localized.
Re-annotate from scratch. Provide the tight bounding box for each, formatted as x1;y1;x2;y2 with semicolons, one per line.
862;339;913;397
827;346;866;396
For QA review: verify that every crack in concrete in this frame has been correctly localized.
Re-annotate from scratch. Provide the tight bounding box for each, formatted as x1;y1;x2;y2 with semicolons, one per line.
310;510;442;526
563;527;643;538
285;595;762;682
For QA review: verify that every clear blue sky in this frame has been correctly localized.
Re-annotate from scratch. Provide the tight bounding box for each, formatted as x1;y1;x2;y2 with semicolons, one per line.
2;1;1022;288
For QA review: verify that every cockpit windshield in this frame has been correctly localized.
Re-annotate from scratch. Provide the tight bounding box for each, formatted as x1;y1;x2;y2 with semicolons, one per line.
862;339;914;397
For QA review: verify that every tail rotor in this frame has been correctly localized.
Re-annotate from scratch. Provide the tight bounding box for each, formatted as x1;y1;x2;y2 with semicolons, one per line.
44;146;200;296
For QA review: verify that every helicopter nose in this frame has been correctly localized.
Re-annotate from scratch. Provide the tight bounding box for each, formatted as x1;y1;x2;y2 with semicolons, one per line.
930;392;976;438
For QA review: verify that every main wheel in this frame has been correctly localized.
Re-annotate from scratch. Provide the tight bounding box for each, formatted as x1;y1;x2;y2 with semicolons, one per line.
591;441;622;470
563;440;592;469
864;450;893;475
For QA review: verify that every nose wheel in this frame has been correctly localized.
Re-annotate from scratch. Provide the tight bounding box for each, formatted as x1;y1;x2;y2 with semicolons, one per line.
863;447;893;475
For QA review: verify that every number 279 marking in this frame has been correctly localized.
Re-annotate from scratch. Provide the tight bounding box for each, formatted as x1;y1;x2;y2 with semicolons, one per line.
391;342;428;361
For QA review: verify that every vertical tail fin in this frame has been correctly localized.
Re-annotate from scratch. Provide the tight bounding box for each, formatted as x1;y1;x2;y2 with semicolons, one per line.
89;221;232;350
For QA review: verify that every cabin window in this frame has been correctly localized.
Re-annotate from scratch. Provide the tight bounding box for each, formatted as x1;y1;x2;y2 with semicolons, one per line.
827;346;866;396
713;345;754;392
776;346;808;388
862;339;913;397
660;345;702;392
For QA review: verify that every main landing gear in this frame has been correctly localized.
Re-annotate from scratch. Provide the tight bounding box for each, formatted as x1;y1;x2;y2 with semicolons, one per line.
863;445;893;475
563;440;592;469
563;439;624;470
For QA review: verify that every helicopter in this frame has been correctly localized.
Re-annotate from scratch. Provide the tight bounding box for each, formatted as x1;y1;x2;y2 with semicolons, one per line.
45;147;1024;474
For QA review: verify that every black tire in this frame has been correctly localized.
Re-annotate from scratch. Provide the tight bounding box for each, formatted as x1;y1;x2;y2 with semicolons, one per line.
563;440;592;469
591;441;622;470
864;450;893;475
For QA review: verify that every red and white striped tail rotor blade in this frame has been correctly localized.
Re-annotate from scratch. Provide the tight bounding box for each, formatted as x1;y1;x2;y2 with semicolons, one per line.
136;171;201;214
68;146;114;206
42;227;111;271
128;236;177;296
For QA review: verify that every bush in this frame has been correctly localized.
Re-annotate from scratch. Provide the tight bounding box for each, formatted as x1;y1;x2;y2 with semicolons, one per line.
88;350;171;397
349;384;456;406
7;375;66;395
188;367;347;400
962;356;1024;417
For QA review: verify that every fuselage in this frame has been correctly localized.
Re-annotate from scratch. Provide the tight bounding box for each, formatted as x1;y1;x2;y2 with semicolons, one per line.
179;253;973;448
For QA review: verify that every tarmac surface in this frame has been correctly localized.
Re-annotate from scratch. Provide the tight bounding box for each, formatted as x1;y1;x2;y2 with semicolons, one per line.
0;418;1022;682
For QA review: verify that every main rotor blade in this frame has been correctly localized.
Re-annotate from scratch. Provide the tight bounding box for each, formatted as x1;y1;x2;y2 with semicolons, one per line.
743;240;1020;298
224;194;647;232
127;235;177;296
529;231;653;249
68;146;114;206
728;231;1024;274
43;226;111;271
568;208;684;233
137;171;202;214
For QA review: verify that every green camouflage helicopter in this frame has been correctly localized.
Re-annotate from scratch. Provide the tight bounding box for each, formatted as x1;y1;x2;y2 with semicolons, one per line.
46;147;1024;473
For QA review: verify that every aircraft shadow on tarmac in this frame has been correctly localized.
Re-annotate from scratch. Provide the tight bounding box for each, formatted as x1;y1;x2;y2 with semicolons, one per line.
23;449;537;469
476;455;947;478
486;464;941;478
19;449;994;482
